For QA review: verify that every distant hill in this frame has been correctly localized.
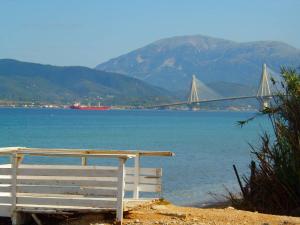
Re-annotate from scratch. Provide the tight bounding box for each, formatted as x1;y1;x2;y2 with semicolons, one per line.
96;34;300;95
0;59;175;105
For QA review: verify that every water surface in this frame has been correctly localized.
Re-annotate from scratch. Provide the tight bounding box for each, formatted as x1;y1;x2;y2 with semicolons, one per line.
0;108;270;205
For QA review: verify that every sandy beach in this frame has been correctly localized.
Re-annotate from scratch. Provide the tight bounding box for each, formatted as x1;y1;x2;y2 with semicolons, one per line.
30;200;299;225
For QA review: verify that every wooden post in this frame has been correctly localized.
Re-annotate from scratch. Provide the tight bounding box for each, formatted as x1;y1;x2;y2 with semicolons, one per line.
116;158;126;225
133;153;140;199
11;153;20;225
81;156;87;166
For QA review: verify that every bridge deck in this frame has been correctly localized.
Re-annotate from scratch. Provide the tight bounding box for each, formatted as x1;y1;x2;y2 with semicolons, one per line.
147;95;273;108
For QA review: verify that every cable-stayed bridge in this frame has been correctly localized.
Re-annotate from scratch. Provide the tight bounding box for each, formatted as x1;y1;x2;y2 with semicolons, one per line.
147;63;274;110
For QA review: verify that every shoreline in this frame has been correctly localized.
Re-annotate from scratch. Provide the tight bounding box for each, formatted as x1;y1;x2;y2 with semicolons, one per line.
0;106;258;113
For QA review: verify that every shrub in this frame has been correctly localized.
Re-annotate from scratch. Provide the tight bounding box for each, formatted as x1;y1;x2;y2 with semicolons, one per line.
231;67;300;215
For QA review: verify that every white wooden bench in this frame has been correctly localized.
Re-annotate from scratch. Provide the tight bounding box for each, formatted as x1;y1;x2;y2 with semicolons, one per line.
0;147;173;225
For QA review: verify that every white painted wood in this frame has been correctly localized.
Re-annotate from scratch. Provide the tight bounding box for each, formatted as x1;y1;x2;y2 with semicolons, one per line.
11;154;18;224
31;214;42;225
23;186;117;197
0;147;173;157
0;147;171;225
0;176;118;187
0;181;161;193
11;211;21;225
8;151;135;159
20;197;116;208
0;166;118;177
0;164;162;177
0;185;117;197
116;158;126;224
0;195;116;208
0;204;10;217
20;168;118;177
0;174;160;186
125;184;161;193
133;154;140;199
16;205;115;213
0;164;118;170
81;157;87;166
126;175;161;185
126;167;162;176
0;185;10;192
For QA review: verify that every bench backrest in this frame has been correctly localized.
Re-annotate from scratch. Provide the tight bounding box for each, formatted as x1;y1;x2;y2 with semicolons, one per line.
0;164;162;212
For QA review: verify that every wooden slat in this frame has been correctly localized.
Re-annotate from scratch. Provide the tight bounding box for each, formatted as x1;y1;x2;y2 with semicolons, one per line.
0;183;161;194
0;176;117;187
0;185;116;197
126;175;161;185
125;184;161;193
0;185;10;192
126;167;162;176
21;186;117;197
0;164;117;170
0;204;10;217
0;195;116;208
0;168;118;177
0;148;173;157
16;205;114;213
0;164;162;177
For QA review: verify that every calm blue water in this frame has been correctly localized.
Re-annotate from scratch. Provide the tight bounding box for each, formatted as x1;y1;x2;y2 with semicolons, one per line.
0;108;270;205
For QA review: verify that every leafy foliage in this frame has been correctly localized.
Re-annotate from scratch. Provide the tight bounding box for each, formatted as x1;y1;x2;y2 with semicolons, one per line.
230;68;300;215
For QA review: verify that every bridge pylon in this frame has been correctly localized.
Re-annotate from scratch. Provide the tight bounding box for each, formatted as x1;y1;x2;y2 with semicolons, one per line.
256;63;272;110
188;75;200;110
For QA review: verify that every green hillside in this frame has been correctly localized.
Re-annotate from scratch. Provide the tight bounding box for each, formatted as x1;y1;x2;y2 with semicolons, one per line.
0;59;175;105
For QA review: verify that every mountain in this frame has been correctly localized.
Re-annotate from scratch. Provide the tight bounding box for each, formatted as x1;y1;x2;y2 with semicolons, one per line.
96;35;300;95
0;59;174;105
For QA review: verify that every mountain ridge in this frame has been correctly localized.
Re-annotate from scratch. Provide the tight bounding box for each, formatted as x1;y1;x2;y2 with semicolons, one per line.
96;34;300;93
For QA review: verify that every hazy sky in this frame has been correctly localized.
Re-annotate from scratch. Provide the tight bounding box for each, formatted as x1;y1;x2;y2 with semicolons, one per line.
1;0;299;67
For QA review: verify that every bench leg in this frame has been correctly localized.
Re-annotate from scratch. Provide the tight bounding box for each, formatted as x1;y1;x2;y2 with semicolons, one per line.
12;212;30;225
116;158;126;225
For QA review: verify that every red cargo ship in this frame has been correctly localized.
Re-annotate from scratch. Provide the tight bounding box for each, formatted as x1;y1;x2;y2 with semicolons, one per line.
70;103;111;110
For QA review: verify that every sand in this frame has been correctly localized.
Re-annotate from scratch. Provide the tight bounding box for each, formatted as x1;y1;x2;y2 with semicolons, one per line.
123;200;300;225
35;200;300;225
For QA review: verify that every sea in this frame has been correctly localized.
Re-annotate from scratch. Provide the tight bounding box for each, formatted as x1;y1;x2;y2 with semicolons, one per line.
0;108;271;206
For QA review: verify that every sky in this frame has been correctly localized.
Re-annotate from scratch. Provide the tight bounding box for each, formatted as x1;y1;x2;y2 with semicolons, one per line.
1;0;300;67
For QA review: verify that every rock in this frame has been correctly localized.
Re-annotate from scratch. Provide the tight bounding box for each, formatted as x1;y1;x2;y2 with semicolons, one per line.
134;219;140;223
226;206;235;210
161;212;187;219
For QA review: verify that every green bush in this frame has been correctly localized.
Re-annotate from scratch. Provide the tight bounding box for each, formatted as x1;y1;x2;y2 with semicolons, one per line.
231;68;300;215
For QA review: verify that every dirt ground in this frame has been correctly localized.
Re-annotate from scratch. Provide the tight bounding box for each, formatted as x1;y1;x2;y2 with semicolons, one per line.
1;200;299;225
122;200;300;225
